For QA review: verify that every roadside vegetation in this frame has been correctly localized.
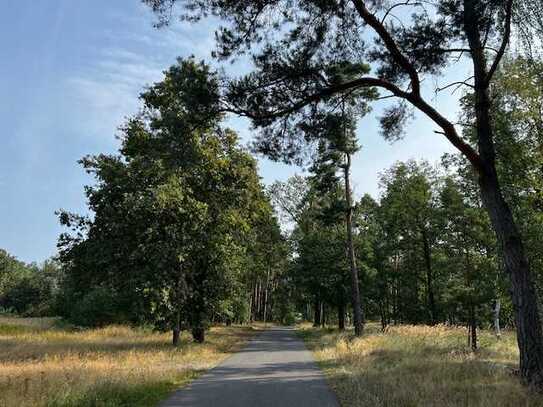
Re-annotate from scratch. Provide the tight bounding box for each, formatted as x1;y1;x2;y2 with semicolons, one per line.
0;316;254;407
300;323;541;407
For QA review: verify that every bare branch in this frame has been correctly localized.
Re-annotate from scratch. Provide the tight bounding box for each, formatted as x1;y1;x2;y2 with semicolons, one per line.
381;1;422;24
435;77;475;93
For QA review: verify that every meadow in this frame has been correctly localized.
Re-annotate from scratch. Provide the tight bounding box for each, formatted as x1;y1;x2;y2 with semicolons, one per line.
299;323;542;407
0;316;254;407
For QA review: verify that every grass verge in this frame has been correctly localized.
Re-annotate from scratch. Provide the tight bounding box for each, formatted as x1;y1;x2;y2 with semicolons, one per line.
0;316;255;407
298;323;543;407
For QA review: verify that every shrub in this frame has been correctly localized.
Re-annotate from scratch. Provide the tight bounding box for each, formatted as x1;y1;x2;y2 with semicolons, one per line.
69;287;125;327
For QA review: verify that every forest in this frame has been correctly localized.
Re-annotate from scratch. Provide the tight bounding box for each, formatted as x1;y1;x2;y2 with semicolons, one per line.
2;0;543;406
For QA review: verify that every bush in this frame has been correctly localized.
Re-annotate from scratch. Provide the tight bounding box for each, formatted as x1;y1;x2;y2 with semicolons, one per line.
282;311;298;326
232;297;250;324
69;287;125;327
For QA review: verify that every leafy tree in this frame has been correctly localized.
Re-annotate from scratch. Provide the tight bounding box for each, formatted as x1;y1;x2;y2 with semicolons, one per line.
437;176;497;349
489;58;543;286
0;250;61;316
245;202;289;324
378;161;440;324
309;110;367;335
58;59;274;344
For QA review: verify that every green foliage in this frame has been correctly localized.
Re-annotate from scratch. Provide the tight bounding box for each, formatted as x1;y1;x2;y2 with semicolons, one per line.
0;250;60;316
57;59;284;340
69;287;125;327
274;156;508;335
46;380;177;407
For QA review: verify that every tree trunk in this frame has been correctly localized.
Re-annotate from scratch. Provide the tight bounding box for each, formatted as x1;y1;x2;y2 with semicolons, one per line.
380;299;388;332
421;228;436;324
263;266;270;326
313;298;321;327
494;298;502;339
256;280;261;320
479;172;543;383
463;1;543;386
251;282;257;322
469;304;478;351
192;326;205;343
344;152;364;336
321;302;326;327
338;302;346;331
172;310;181;346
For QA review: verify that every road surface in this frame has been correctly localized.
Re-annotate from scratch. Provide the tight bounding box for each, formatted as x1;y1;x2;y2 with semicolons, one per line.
160;326;339;407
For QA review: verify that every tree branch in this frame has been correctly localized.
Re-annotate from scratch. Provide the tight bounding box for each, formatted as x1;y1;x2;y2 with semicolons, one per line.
351;0;421;95
224;73;484;173
435;77;475;93
224;76;411;121
381;1;422;24
405;92;484;173
486;0;513;84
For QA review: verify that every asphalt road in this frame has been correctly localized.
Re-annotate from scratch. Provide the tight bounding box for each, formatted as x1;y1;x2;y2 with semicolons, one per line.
160;326;339;407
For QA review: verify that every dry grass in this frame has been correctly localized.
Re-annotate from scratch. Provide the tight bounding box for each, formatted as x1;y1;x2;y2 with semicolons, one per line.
299;323;543;407
0;316;254;407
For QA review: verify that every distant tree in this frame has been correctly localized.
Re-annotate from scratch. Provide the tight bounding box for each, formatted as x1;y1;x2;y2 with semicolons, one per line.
0;249;28;303
438;176;497;350
0;250;61;316
306;62;375;336
269;175;309;227
308;112;366;335
378;161;440;325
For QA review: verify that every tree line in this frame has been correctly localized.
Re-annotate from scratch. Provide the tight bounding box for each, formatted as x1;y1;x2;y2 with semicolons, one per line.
143;0;543;388
29;56;542;357
270;57;543;349
0;249;60;316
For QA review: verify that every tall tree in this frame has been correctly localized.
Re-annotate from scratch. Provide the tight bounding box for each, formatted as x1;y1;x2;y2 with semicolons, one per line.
438;175;497;350
379;161;439;325
309;111;366;335
58;59;272;344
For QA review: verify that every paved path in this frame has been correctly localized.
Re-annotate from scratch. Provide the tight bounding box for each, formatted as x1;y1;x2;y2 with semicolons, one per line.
160;327;339;407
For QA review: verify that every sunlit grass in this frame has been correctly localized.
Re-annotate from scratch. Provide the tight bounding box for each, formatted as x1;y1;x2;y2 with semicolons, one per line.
299;322;542;407
0;316;254;407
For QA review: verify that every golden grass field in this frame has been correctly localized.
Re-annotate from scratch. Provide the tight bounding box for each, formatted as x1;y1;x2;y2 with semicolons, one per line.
0;316;254;407
299;323;543;407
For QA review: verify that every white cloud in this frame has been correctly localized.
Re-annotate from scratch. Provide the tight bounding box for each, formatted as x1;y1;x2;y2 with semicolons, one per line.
65;7;223;145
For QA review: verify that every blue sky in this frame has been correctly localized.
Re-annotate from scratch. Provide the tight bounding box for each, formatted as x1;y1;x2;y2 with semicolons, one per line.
0;1;470;263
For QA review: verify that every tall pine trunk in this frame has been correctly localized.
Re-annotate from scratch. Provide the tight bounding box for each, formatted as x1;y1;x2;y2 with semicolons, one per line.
313;299;321;327
321;302;326;327
344;152;364;336
469;305;478;351
421;228;436;324
462;0;543;386
172;310;181;346
478;169;543;383
263;266;270;326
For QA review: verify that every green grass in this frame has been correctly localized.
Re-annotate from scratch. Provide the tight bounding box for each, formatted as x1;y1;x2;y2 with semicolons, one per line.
0;316;255;407
44;374;203;407
299;323;543;407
